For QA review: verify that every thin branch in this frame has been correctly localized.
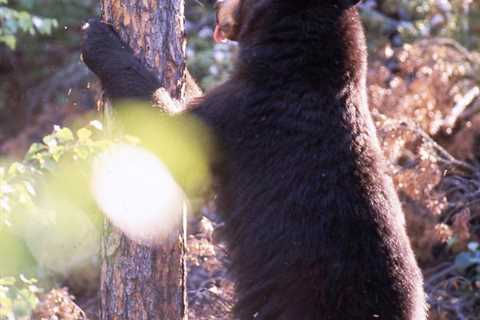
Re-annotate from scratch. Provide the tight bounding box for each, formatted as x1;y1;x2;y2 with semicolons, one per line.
425;265;458;287
443;86;480;128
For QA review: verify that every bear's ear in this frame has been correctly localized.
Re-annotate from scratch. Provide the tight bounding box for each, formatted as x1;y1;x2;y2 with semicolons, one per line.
344;0;362;6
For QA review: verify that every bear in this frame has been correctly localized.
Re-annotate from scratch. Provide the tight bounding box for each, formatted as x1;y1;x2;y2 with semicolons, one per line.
82;0;427;319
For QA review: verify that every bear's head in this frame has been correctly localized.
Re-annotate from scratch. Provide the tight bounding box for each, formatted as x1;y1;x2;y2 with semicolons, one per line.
214;0;362;43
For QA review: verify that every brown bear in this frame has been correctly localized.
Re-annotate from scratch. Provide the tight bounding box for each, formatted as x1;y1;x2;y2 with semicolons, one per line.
82;0;427;319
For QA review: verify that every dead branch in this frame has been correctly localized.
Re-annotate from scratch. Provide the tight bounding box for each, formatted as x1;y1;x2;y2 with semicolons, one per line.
443;87;480;129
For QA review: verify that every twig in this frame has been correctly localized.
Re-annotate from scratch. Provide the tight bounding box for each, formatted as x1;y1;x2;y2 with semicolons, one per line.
415;38;480;65
425;264;457;287
396;119;475;172
443;86;480;128
459;98;480;122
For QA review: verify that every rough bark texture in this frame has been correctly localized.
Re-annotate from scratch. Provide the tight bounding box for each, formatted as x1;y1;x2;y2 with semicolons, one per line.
99;1;188;319
102;0;186;99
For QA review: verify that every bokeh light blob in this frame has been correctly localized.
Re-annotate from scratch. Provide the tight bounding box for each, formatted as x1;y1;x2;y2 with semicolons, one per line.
91;143;187;244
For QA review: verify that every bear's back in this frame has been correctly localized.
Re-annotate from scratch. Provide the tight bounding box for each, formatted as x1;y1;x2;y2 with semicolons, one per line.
195;4;426;320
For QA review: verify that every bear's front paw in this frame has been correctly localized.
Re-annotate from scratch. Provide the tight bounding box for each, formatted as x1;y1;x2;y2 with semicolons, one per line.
81;18;131;76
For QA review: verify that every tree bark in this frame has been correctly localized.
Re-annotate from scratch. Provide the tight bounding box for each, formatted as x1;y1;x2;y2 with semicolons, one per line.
98;1;188;319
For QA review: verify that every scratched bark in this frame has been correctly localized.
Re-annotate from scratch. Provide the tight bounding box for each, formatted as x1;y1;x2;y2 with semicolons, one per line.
99;1;188;319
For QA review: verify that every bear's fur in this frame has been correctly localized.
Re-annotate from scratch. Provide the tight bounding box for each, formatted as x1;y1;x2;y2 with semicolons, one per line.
82;1;426;319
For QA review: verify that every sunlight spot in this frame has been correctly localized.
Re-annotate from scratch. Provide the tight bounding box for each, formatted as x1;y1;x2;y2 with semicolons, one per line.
92;143;187;245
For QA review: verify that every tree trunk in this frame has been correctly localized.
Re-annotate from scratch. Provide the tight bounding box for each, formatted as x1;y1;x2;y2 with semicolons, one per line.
98;1;188;319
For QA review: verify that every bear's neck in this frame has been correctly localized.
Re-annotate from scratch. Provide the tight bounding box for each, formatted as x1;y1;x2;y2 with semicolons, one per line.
235;7;367;93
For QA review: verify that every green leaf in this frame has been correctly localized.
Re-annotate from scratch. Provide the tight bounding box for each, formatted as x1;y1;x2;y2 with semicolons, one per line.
0;277;15;286
25;143;47;160
50;145;65;162
42;135;57;148
74;145;90;159
31;153;46;168
8;162;26;176
40;158;56;171
0;35;16;49
16;11;34;34
54;127;74;143
77;128;92;142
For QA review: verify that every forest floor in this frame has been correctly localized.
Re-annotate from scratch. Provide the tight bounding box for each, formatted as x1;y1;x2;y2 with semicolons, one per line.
187;212;234;319
31;212;234;320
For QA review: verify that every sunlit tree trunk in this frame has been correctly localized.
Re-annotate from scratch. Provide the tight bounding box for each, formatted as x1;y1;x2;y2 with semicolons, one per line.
98;1;188;319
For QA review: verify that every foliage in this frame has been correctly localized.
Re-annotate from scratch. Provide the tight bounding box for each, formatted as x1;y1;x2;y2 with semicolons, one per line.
0;0;96;124
0;121;109;280
186;0;236;89
0;103;213;274
185;0;480;90
0;121;107;230
0;0;58;49
8;0;96;49
361;0;480;50
0;275;41;320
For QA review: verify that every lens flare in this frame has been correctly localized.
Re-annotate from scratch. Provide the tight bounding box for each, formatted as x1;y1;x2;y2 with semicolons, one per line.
91;143;187;245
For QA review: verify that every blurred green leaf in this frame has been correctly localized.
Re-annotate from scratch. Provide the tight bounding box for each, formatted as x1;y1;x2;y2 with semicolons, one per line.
0;277;15;286
0;275;40;319
0;34;16;48
54;127;74;143
77;128;92;142
25;143;46;161
42;134;57;148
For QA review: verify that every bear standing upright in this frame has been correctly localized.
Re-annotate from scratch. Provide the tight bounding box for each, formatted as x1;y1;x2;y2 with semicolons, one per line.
82;0;427;319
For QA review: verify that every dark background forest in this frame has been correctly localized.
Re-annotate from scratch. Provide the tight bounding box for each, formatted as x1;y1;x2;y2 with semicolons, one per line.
1;0;480;319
